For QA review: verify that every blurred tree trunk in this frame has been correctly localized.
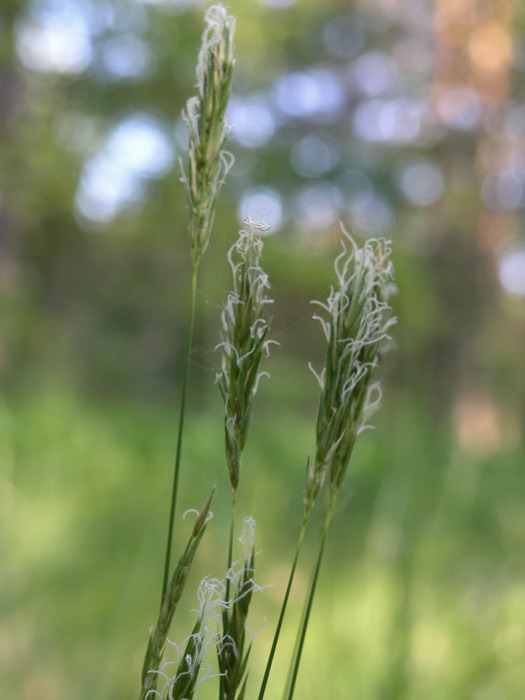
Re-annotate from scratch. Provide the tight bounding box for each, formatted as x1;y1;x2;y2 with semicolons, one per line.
0;4;20;270
382;2;518;696
0;2;22;371
429;0;513;423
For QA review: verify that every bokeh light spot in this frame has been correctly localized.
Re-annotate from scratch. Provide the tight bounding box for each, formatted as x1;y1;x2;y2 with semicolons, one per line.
436;87;481;131
274;70;345;121
290;135;340;178
16;13;92;74
134;0;204;9
354;98;422;143
348;190;393;234
296;184;343;228
354;51;398;96
228;96;276;148
238;188;283;232
468;22;512;75
107;115;173;176
322;15;365;58
76;157;144;224
76;113;173;224
258;0;297;7
498;248;525;298
399;161;444;206
482;173;523;212
100;34;151;81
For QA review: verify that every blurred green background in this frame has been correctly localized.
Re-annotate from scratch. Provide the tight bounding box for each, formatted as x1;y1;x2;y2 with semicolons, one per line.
1;0;525;698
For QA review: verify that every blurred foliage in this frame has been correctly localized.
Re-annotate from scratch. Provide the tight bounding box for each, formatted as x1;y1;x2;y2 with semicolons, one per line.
3;386;525;699
1;0;525;698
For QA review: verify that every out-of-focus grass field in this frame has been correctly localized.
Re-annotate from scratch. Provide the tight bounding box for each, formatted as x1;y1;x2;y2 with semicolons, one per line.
2;368;524;699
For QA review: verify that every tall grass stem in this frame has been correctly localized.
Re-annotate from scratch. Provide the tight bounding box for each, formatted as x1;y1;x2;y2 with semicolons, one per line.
225;488;237;603
285;493;336;700
161;267;199;603
257;514;308;700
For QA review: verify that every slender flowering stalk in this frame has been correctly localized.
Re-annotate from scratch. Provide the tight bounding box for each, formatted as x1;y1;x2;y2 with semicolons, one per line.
286;230;396;699
162;3;235;603
182;4;236;268
262;228;396;697
136;2;400;696
257;497;309;700
140;489;215;699
216;224;274;599
260;228;395;699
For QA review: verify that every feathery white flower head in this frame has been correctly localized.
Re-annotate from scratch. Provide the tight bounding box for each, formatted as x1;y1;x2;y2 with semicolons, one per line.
306;227;396;506
216;225;275;491
181;4;236;266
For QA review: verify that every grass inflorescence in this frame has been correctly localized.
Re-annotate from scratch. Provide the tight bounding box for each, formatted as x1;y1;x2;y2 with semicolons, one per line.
182;3;235;268
139;5;396;699
161;2;236;607
216;225;274;494
285;233;395;699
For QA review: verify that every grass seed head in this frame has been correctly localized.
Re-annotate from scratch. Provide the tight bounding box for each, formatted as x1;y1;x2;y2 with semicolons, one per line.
307;228;396;505
218;517;261;700
216;226;275;492
181;4;236;267
158;577;229;699
140;491;215;698
156;520;261;700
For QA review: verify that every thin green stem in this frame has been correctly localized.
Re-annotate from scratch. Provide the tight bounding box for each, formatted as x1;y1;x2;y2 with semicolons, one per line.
285;529;327;700
285;493;337;700
257;513;309;700
225;488;237;603
161;266;199;603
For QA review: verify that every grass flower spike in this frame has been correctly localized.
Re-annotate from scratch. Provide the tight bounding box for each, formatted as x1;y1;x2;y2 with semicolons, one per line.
310;228;396;498
154;521;261;700
141;489;215;699
216;224;273;610
216;225;274;493
153;577;228;700
161;3;235;603
218;518;260;700
259;231;395;699
286;230;396;699
140;5;397;698
182;4;236;267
